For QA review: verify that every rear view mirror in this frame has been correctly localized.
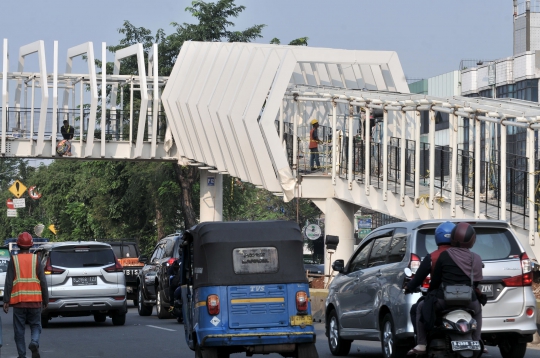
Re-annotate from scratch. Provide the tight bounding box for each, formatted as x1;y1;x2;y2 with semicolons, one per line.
138;256;148;263
404;267;412;278
332;259;345;273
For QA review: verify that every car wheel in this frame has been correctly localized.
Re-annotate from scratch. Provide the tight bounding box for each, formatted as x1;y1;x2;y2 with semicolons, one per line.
381;313;408;358
156;288;171;319
327;309;352;356
137;282;153;316
41;315;49;328
94;313;107;323
194;341;203;358
499;338;527;358
112;312;126;326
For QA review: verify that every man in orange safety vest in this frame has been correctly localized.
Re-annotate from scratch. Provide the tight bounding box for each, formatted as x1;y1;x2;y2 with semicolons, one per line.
3;232;48;358
309;119;323;172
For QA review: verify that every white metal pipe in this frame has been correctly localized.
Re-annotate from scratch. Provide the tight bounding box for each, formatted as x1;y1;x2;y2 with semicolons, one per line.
414;109;421;206
475;117;481;218
80;80;84;153
2;39;8;154
151;43;159;158
364;107;371;195
450;113;458;217
30;77;35;143
101;42;106;157
528;128;536;246
429;108;435;209
292;100;298;177
432;106;455;114
129;81;133;146
347;105;354;188
500;123;507;220
400;111;406;206
332;101;337;185
382;109;388;200
52;41;58;155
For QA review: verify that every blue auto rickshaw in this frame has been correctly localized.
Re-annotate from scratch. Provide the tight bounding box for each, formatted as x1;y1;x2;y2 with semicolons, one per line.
180;221;318;358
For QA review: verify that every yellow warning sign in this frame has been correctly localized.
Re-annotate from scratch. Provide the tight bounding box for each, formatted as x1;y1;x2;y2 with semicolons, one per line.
9;180;27;199
48;224;57;235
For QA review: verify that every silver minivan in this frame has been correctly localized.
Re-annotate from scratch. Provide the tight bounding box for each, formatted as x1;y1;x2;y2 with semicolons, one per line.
36;242;127;327
325;220;537;358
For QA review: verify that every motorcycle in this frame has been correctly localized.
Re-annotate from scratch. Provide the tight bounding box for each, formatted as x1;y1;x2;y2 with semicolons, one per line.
403;268;483;358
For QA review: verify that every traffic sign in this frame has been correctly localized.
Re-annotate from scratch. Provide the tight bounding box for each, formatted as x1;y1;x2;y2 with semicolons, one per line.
207;176;215;186
12;198;25;209
48;224;57;235
304;224;322;240
8;180;27;198
28;186;42;200
6;209;17;217
6;199;14;209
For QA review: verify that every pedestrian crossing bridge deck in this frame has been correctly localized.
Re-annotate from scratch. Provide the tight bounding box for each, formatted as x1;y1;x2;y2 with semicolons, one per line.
2;39;540;262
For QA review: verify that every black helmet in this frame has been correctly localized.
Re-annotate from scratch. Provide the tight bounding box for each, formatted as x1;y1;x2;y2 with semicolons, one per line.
451;222;476;249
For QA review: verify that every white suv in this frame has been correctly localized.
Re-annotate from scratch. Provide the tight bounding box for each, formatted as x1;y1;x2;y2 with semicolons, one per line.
36;242;127;327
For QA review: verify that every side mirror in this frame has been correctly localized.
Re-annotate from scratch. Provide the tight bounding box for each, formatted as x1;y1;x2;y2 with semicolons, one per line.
332;259;345;273
404;267;413;278
138;256;148;263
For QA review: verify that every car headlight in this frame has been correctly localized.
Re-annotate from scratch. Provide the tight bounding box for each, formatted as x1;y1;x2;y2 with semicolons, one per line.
442;320;454;329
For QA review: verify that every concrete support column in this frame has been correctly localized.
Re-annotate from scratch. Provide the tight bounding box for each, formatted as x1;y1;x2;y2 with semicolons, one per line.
199;169;223;222
323;198;356;282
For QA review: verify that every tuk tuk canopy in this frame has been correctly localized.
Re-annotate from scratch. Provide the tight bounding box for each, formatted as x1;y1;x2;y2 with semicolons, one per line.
186;221;308;289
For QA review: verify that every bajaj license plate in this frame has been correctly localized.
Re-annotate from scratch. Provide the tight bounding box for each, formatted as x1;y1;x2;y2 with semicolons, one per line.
290;315;313;326
72;276;97;286
451;340;481;351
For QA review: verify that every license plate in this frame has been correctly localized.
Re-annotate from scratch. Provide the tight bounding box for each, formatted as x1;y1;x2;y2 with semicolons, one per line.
72;276;97;286
124;269;140;276
451;340;481;351
479;284;493;297
290;315;313;326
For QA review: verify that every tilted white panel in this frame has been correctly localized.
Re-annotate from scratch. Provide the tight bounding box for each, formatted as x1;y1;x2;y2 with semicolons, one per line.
161;41;197;159
300;63;318;86
291;63;304;85
380;64;397;92
315;63;331;86
360;65;377;90
340;64;360;89
326;63;343;87
370;65;387;91
352;64;367;89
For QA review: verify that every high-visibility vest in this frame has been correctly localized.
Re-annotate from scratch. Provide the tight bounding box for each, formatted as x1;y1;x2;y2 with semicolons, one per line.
309;128;318;149
10;254;42;304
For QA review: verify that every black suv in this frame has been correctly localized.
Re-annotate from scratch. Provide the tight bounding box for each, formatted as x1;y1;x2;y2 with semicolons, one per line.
137;233;183;318
105;241;142;305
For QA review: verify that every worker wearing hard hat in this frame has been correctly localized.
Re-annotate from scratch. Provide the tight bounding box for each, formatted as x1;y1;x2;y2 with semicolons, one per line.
309;119;323;172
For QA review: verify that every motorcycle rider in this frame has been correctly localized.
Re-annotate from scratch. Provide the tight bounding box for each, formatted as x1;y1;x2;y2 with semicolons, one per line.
408;222;483;356
405;221;454;333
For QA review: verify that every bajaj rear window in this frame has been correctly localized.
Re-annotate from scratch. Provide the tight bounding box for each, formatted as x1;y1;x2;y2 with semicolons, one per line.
415;227;522;261
232;247;278;274
111;245;138;259
51;248;115;268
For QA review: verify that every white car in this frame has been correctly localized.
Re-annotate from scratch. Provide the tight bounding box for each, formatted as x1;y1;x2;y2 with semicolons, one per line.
0;248;11;300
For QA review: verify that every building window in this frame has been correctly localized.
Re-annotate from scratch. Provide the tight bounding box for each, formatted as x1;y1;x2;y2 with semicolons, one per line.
478;89;493;98
496;80;538;102
420;111;449;134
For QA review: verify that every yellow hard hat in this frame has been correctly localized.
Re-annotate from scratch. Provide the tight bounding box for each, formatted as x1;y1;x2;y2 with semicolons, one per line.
311;119;319;125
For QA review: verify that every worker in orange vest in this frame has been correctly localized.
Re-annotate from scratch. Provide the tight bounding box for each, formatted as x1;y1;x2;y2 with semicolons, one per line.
309;119;323;172
3;232;48;358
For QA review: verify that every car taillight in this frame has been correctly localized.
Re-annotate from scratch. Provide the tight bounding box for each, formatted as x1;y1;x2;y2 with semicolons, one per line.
48;298;57;303
296;291;308;312
422;275;431;289
207;294;220;315
44;257;65;275
502;252;532;287
104;258;123;273
526;307;535;317
409;253;421;274
113;296;126;301
167;257;177;265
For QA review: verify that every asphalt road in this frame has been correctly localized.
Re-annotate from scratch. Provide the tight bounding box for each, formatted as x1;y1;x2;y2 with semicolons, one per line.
0;301;537;358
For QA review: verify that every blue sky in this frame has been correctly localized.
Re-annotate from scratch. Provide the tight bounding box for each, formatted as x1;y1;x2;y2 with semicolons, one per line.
1;0;513;79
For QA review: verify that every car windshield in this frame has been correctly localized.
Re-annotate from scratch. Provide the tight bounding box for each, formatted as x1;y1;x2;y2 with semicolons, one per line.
416;227;522;261
51;248;115;268
111;244;137;259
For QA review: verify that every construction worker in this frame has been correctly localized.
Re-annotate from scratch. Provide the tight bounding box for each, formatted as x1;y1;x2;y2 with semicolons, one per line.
3;232;48;358
309;119;323;172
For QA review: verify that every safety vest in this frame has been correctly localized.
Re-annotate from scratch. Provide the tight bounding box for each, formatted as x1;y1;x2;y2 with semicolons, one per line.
309;128;318;149
10;254;42;304
430;245;451;275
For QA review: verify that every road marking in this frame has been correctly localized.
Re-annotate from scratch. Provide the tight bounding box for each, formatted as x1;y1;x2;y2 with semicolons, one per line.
146;325;176;332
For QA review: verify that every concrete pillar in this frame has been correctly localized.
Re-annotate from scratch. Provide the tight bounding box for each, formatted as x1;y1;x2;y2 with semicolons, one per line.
199;169;223;222
323;198;356;282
